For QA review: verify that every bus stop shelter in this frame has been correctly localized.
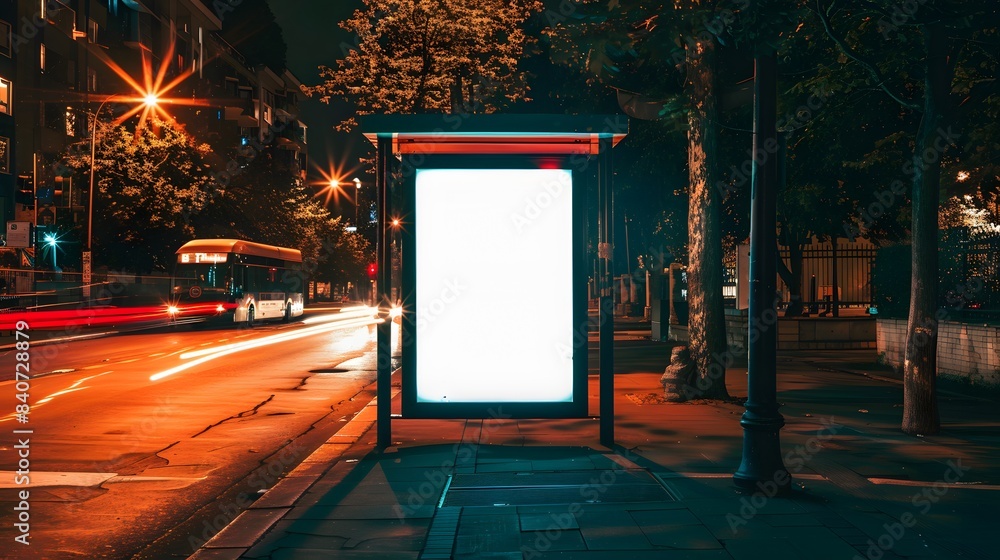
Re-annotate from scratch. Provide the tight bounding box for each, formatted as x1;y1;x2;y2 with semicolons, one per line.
360;114;627;448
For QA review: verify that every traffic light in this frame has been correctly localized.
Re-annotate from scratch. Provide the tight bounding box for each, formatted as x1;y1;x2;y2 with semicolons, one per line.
367;262;378;279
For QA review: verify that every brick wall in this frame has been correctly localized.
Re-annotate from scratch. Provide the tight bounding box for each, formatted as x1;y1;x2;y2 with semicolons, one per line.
877;318;1000;388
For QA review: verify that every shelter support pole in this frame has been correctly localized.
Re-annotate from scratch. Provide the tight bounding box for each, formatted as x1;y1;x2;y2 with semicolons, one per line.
598;139;615;447
376;135;393;449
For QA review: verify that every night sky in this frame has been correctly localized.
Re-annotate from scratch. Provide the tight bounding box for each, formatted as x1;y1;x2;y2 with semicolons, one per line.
261;1;676;270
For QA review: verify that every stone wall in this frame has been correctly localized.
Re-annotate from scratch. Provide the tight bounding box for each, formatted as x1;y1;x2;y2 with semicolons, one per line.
669;309;876;352
877;318;1000;388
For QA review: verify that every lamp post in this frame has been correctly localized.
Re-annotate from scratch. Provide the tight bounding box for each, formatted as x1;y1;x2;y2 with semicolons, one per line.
85;93;157;298
44;233;58;269
353;177;362;226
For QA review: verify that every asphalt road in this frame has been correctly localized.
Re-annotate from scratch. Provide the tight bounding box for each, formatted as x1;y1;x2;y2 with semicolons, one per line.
0;307;386;559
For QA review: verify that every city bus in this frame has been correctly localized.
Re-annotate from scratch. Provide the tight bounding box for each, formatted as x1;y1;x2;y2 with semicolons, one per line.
168;239;305;326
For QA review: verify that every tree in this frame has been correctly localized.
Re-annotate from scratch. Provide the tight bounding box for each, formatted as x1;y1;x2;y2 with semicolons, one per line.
305;0;542;126
62;119;214;272
191;146;372;295
545;0;761;399
682;0;731;399
815;0;1000;434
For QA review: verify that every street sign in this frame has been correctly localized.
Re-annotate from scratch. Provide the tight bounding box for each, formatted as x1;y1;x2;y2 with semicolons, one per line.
5;221;31;248
82;251;92;298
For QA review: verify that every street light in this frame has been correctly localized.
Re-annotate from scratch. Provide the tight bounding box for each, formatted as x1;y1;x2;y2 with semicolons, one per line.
85;93;158;298
44;233;58;269
353;177;362;226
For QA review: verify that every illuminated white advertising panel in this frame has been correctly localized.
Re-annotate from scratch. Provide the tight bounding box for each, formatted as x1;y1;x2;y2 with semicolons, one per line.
415;168;574;404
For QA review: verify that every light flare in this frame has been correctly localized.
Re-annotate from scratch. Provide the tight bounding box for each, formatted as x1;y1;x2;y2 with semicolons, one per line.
151;315;380;381
87;38;213;134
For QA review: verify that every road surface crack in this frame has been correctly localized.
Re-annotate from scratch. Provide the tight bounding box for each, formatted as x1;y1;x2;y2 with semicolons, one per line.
192;395;276;438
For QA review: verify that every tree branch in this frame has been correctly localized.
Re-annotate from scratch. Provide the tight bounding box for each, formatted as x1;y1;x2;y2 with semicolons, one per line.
813;0;921;111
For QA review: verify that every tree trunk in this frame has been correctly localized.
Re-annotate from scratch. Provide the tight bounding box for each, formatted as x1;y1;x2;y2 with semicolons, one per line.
777;234;805;317
685;33;730;399
902;24;948;435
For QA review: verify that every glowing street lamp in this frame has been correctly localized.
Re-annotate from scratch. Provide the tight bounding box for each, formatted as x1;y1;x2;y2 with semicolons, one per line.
44;233;58;269
79;37;211;299
84;92;158;298
353;177;362;226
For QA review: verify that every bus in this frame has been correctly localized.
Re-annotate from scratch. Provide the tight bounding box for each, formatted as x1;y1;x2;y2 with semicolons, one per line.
168;239;305;326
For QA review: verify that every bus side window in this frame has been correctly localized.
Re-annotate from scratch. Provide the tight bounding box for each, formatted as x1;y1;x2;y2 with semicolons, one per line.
231;266;243;295
247;266;264;292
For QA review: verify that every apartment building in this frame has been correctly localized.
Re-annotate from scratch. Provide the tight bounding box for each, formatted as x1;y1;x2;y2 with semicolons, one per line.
1;0;306;254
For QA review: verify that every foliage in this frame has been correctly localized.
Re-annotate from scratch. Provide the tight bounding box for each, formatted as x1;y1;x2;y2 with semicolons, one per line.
192;147;371;286
808;0;1000;434
305;0;543;127
940;191;1000;235
62;119;214;272
799;1;1000;239
543;0;774;399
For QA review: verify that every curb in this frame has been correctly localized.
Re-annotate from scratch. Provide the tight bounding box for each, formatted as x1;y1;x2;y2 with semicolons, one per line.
187;379;394;559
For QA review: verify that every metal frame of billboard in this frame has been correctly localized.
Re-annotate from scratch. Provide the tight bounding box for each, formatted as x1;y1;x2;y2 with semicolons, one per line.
399;155;588;419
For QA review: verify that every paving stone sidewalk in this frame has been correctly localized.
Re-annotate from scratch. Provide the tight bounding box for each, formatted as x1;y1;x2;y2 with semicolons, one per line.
191;347;999;560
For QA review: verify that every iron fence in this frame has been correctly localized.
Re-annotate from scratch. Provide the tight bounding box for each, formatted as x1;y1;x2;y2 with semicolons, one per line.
874;229;1000;323
0;268;173;311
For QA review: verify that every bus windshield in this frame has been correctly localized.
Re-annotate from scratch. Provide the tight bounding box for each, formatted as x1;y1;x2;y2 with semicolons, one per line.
173;263;232;294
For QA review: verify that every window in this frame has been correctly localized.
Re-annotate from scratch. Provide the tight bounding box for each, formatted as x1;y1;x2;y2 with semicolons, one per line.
0;78;11;115
0;20;11;58
40;44;46;73
65;108;76;137
262;90;274;125
87;68;97;92
88;18;98;43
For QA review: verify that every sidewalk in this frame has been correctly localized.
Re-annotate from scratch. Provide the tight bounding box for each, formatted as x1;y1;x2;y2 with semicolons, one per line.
189;341;999;560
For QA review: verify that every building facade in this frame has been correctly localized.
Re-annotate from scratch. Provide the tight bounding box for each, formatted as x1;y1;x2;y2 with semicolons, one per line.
1;0;306;271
